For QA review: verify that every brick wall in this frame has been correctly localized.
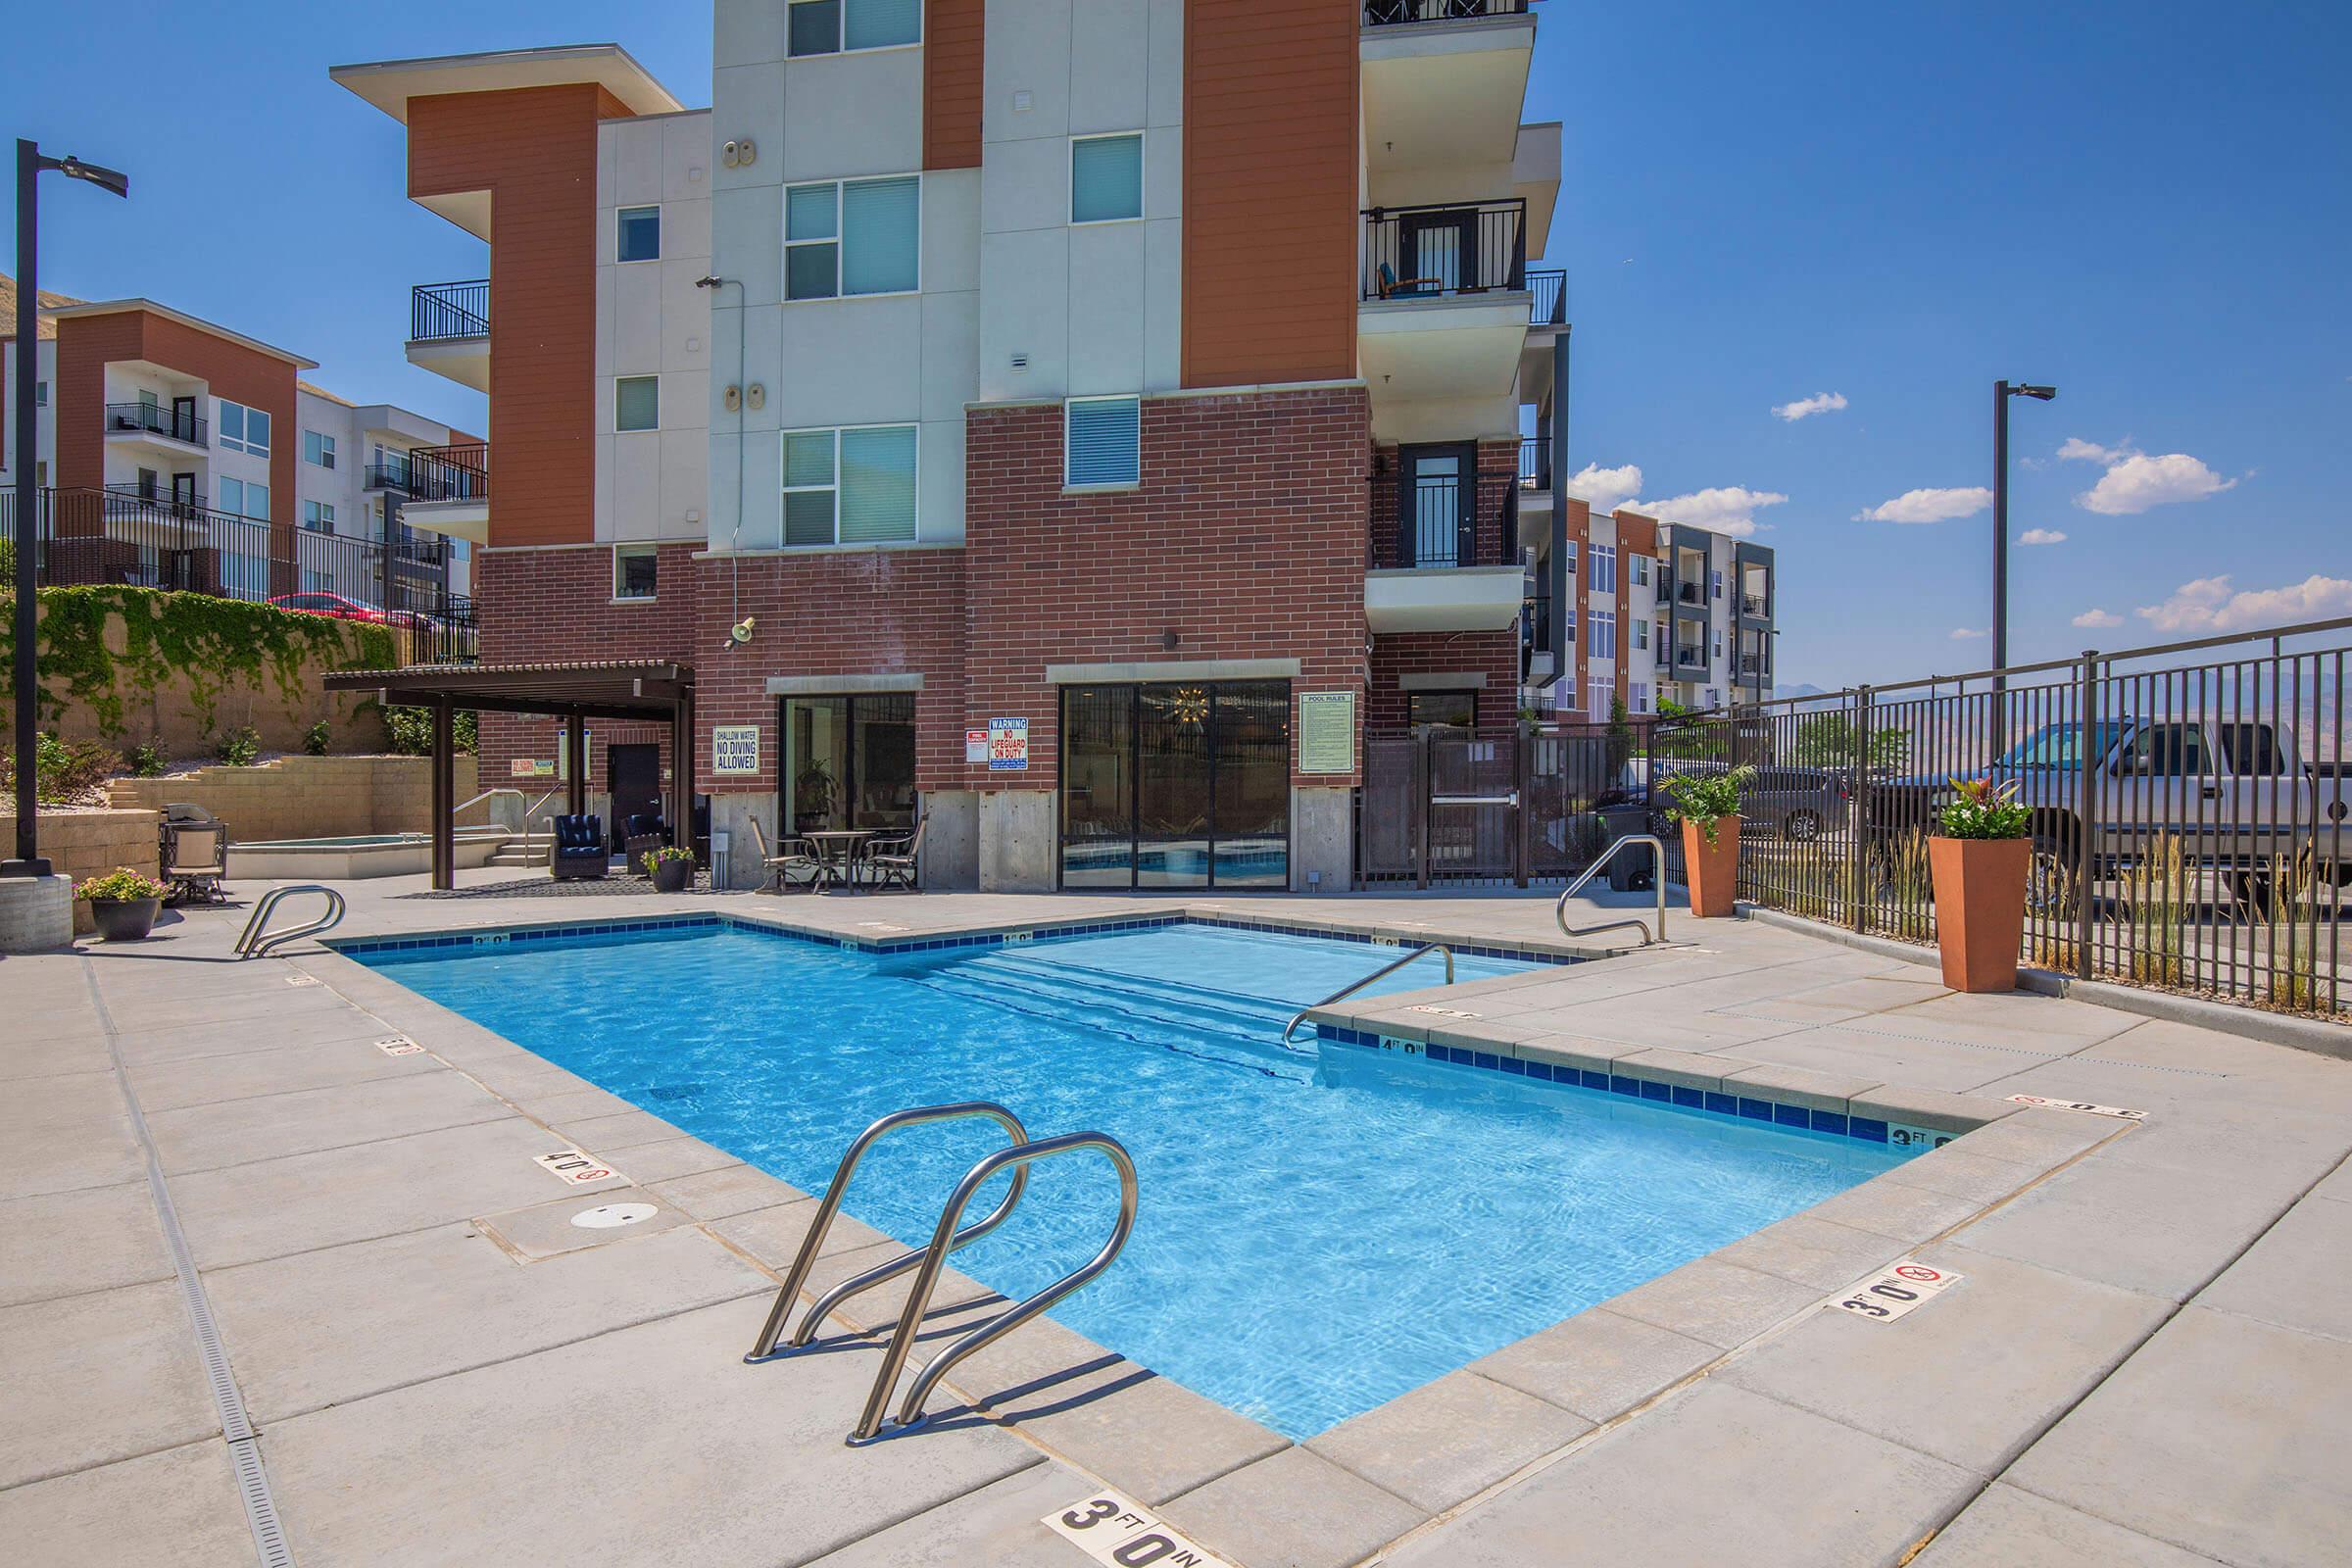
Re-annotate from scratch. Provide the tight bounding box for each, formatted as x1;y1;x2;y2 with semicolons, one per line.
1366;631;1522;731
960;385;1371;791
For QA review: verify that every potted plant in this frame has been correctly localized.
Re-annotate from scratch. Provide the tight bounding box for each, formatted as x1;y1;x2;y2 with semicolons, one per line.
1661;764;1751;917
642;845;696;894
78;867;167;942
793;760;837;834
1929;776;2032;992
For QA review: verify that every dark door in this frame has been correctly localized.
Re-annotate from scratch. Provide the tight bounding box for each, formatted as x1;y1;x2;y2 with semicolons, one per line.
171;396;199;444
608;744;662;849
1398;207;1476;293
171;472;197;513
1397;444;1476;567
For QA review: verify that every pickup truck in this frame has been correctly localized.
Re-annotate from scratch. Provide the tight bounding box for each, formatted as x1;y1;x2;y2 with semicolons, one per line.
1867;716;2351;903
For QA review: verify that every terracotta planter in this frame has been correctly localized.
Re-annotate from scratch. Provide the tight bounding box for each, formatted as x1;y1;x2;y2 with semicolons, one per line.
1681;815;1740;917
89;897;162;942
1928;835;2031;992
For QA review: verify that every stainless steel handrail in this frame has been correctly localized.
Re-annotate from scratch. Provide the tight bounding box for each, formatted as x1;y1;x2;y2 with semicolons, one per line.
744;1102;1031;1362
454;787;562;823
1554;833;1667;947
849;1130;1138;1445
1280;942;1455;1046
232;884;347;958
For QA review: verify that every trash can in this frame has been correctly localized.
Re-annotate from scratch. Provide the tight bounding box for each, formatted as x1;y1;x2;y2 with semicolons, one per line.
1599;804;1652;891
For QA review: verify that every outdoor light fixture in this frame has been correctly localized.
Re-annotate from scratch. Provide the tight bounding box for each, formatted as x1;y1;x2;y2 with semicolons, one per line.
1990;378;2060;751
10;141;129;880
2011;384;2057;402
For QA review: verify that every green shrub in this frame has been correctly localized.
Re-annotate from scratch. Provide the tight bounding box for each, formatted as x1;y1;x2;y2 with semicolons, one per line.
381;706;479;757
215;725;262;767
0;732;122;804
1661;764;1753;846
303;720;331;757
1936;776;2030;840
128;739;169;777
76;866;166;903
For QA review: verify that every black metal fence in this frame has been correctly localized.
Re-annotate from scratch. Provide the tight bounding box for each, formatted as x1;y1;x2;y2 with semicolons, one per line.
1;487;476;662
1645;618;2350;1019
408;443;489;503
1363;0;1531;24
1358;723;1638;887
1527;268;1567;326
1361;200;1528;301
410;278;490;341
1518;434;1550;490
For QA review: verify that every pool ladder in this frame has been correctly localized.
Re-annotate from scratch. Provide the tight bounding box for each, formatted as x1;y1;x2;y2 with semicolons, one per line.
1280;942;1454;1047
1555;833;1668;948
233;884;347;958
745;1102;1139;1446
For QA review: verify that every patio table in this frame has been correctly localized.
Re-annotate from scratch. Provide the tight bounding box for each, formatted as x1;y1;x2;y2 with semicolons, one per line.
803;829;876;893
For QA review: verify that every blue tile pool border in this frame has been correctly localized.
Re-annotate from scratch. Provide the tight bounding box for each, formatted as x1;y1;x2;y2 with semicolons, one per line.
1313;1024;1898;1148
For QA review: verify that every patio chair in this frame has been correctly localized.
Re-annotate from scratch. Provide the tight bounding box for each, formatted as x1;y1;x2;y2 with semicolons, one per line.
550;813;610;880
864;816;928;892
621;811;668;872
1375;260;1445;300
159;811;229;906
749;813;823;894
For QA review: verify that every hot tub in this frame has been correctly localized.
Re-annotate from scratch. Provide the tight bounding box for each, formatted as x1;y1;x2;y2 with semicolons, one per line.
226;828;509;881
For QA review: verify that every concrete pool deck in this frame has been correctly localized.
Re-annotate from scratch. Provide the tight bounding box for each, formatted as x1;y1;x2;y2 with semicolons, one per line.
4;868;2348;1566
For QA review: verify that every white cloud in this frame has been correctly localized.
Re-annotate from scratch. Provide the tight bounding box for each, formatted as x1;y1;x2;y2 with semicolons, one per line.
1562;462;1643;515
1949;627;1988;640
1853;486;1991;523
1633;485;1788;538
2072;609;2124;629
1772;392;1848;422
2077;452;2237;514
2135;574;2352;634
2018;528;2068;546
2057;437;2125;464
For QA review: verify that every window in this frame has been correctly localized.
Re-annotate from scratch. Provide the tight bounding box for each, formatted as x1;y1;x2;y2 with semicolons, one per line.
1713;629;1724;658
617;205;661;263
1407;691;1477;732
1655;619;1669;655
1710;568;1724;600
1590;676;1612;719
1655;557;1670;598
1071;134;1144;223
219;476;270;520
782;424;918;546
1631;681;1652;714
1065;397;1141;487
788;0;919;55
1563;539;1578;577
33;381;46;407
613;544;658;601
1631;553;1648;586
1591;542;1617;595
32;461;45;488
220;400;270;457
1634;618;1648;651
304;430;336;468
1588;608;1616;659
1703;688;1720;710
614;376;660;432
785;175;919;298
302;500;334;533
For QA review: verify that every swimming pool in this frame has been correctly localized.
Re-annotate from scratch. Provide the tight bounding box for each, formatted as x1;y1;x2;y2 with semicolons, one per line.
354;917;1912;1437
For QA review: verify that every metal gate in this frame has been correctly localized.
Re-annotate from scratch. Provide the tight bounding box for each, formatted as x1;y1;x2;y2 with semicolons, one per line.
1357;723;1630;887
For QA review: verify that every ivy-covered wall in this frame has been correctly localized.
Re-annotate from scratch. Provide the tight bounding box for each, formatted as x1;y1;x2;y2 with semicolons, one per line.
0;587;397;758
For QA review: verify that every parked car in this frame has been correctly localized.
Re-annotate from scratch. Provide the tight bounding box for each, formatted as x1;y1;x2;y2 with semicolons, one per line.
1644;760;1849;841
267;592;426;628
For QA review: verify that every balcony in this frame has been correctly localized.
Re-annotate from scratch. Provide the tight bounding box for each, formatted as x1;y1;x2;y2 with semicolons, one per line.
1366;471;1525;634
1361;0;1535;181
1741;593;1770;619
406;279;489;391
104;401;206;450
1517;434;1549;491
396;443;490;546
1360;201;1535;431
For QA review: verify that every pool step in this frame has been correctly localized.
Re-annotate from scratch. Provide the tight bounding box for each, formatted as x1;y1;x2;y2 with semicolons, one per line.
909;954;1303;1069
489;831;554;867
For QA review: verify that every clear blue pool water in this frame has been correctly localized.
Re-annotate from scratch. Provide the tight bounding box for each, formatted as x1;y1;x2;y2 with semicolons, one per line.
358;919;1909;1437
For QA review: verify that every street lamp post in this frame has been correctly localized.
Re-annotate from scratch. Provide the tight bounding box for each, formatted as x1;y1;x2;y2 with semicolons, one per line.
8;140;127;879
1990;378;2055;757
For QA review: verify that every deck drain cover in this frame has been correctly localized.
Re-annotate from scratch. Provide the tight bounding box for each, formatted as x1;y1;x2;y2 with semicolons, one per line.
570;1201;660;1230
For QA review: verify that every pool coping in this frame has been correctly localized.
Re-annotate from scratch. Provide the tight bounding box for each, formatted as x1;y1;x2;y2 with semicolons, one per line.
300;899;2136;1564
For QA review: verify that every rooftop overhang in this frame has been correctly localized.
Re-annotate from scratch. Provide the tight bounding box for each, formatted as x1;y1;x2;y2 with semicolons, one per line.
321;660;693;720
50;300;318;369
399;498;490;545
329;44;683;124
1365;564;1526;634
1514;122;1561;256
1362;14;1535;177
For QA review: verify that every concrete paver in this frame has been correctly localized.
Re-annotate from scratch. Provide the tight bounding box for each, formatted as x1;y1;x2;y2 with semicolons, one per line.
2194;1181;2352;1341
1159;1446;1426;1568
0;1439;262;1568
145;1066;515;1174
1594;1253;1828;1349
0;1278;221;1490
125;1031;444;1111
804;1459;1087;1568
0;1068;143;1201
1912;1483;2227;1566
1466;1304;1720;1423
1304;1368;1592;1511
0;1178;174;1307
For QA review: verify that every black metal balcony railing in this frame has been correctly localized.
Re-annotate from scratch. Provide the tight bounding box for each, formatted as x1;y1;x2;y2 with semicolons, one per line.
411;279;490;342
1361;200;1527;302
1363;0;1531;25
1522;591;1553;658
364;462;414;494
104;401;207;447
1677;581;1704;607
1373;471;1514;570
406;443;489;504
1741;592;1770;618
1527;269;1566;325
1518;434;1550;491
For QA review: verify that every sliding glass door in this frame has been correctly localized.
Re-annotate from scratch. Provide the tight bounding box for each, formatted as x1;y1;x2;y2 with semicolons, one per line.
1057;680;1290;889
780;694;916;836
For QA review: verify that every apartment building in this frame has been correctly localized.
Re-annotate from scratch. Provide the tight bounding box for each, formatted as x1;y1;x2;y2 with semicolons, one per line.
335;2;1755;891
1;280;476;609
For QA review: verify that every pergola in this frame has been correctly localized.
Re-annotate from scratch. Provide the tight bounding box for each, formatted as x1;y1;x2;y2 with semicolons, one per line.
322;661;695;890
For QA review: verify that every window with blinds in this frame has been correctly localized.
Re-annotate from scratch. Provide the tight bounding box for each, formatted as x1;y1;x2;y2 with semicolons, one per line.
1071;133;1144;223
786;176;918;298
1065;397;1141;488
782;425;918;546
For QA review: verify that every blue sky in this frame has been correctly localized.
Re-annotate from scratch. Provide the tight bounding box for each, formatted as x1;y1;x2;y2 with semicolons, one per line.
6;1;2345;690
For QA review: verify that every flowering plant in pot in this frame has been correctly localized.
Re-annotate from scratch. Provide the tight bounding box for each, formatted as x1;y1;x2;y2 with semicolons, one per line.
641;845;696;894
1661;764;1752;917
1930;777;2033;992
77;867;168;942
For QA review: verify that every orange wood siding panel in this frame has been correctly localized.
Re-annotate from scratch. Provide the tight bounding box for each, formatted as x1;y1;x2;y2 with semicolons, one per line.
924;0;986;170
1182;0;1360;389
408;84;630;548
